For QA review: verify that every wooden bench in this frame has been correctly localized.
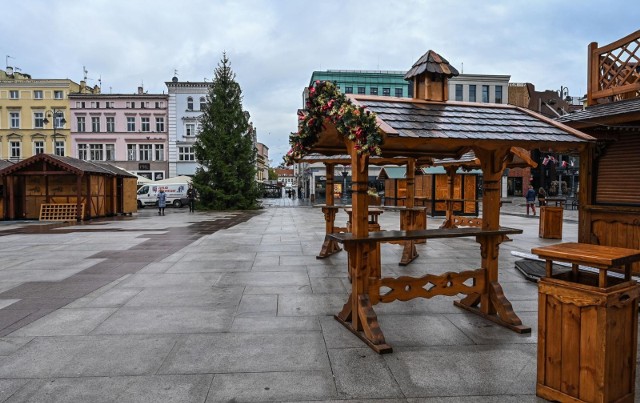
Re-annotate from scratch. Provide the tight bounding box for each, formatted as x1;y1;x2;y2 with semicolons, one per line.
329;226;527;353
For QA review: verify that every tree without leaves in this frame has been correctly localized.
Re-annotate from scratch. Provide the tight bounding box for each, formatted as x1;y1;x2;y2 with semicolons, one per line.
193;53;259;210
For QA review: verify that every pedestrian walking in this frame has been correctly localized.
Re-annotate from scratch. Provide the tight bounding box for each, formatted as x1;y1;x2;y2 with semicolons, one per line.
525;185;536;216
187;184;196;212
157;188;167;216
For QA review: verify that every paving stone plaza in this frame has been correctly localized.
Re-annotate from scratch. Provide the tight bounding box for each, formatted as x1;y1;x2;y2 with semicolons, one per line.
0;200;634;402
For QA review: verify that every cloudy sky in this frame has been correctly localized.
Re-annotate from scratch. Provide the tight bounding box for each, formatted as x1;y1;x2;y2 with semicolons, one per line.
2;1;638;165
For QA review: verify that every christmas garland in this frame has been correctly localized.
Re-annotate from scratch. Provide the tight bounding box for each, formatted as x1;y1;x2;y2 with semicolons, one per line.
284;80;382;165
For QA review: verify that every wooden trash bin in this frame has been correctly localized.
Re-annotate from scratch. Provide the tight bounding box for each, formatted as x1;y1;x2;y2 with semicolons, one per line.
533;243;640;403
539;206;563;239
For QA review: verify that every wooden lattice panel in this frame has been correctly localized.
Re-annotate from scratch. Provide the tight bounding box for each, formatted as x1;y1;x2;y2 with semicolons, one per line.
589;30;640;104
39;203;84;222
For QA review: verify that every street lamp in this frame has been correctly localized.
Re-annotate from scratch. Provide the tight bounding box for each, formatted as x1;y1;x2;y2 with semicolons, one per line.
43;109;66;156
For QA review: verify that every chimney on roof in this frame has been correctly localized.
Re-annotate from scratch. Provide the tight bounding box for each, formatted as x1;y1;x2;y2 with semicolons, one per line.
404;50;459;102
138;86;144;95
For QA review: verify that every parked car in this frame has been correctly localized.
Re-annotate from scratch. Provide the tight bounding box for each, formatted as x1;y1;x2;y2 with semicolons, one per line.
136;183;189;208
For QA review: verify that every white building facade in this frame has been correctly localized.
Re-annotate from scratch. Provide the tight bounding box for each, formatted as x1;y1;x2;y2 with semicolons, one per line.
166;77;211;177
448;74;510;104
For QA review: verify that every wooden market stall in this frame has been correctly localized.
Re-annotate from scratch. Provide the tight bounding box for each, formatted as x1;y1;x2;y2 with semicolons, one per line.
0;154;137;221
288;49;593;354
0;160;14;218
379;165;479;215
434;148;537;228
557;29;640;274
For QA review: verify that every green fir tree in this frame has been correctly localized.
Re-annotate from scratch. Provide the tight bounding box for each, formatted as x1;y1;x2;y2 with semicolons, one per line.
193;53;259;210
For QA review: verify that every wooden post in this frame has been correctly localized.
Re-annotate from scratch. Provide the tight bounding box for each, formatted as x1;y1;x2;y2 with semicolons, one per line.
325;163;334;206
335;139;391;353
454;146;529;333
406;158;415;208
587;41;598;107
578;144;592;244
7;175;15;220
317;162;343;258
76;175;83;221
21;176;26;219
440;165;458;229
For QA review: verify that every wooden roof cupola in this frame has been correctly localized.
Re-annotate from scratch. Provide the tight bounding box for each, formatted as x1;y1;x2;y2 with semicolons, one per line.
404;50;459;102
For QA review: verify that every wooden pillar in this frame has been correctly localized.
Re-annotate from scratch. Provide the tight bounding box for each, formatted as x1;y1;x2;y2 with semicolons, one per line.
578;144;592;244
317;162;342;258
21;176;27;219
405;158;415;208
45;175;50;203
325;163;335;206
440;165;458;229
587;42;598;106
86;175;91;219
111;177;117;215
7;175;15;220
476;147;507;315
76;175;83;221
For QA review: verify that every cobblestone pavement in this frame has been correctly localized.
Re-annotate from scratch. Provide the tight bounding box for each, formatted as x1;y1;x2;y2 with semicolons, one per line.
0;202;630;402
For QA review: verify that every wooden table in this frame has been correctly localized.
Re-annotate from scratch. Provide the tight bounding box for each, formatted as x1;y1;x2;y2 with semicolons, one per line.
330;226;527;353
315;205;346;259
531;242;640;287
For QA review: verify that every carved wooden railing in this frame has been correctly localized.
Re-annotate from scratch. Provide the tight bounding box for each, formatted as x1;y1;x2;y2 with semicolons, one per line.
588;29;640;105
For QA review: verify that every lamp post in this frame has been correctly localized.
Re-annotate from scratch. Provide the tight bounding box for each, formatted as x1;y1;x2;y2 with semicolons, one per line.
43;109;66;156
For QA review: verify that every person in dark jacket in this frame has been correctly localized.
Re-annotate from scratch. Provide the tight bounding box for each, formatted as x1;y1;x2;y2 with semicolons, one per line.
537;187;547;207
187;184;196;212
525;185;536;216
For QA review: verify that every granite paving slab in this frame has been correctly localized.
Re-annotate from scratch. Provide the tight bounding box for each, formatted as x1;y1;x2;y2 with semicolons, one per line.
5;374;213;403
385;344;537;397
9;307;117;336
0;335;176;378
328;348;405;399
158;332;330;374
91;306;235;334
206;371;337;402
230;316;320;333
122;286;243;308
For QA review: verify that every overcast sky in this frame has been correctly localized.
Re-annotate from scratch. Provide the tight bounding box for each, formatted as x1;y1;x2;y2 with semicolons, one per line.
2;1;638;165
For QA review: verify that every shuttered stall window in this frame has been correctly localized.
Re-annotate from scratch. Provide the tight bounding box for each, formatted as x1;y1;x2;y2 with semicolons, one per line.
596;135;640;205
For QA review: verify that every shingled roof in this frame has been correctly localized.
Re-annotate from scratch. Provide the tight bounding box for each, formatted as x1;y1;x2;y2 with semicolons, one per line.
330;96;595;159
556;97;640;128
0;154;136;177
404;50;460;80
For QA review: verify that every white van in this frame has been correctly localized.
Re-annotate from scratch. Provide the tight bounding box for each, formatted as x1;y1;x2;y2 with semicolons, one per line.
136;183;189;208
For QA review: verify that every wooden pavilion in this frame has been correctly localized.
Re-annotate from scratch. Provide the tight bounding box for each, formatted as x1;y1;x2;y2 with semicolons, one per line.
0;154;137;221
289;50;594;353
557;29;640;273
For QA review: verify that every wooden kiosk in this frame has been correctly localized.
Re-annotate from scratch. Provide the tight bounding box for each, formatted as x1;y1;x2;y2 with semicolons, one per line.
0;154;137;221
557;29;640;274
434;148;537;229
289;50;593;353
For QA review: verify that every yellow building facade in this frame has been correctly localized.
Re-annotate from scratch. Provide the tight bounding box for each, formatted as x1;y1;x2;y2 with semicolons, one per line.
0;68;98;161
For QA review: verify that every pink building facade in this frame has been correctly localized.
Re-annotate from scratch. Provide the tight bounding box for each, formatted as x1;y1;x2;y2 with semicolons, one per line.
69;89;169;181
